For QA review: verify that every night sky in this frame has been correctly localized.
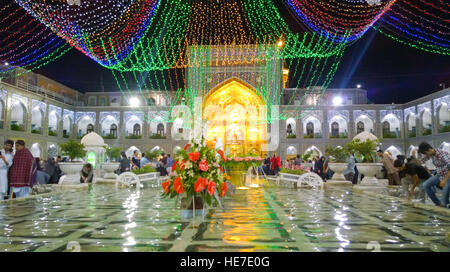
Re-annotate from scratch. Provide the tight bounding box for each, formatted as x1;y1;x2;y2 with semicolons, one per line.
36;2;450;105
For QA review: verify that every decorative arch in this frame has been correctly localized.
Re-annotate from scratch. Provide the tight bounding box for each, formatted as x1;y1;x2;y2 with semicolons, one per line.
10;99;27;130
304;145;322;159
355;114;374;134
63;115;73;137
30;143;42;158
406;113;416;137
203;78;266;156
437;103;450;132
381;114;400;138
420;109;432;135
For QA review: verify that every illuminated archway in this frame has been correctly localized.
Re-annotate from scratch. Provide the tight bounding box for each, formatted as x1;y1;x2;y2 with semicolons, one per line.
203;78;267;156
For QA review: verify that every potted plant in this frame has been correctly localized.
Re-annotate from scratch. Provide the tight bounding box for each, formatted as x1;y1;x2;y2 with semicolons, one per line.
161;139;229;219
102;146;122;179
326;145;348;181
58;140;86;184
346;138;382;185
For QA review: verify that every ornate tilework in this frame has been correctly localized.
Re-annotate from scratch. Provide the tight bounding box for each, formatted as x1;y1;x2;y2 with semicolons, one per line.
353;110;376;121
11;94;28;108
124;111;144;124
75;112;96;123
380;110;402;122
433;95;449;113
63;109;74;121
49;105;62;118
32;100;46;113
403;106;416;121
328;110;349;122
417;101;431;114
99;111;120;123
301;110;323;122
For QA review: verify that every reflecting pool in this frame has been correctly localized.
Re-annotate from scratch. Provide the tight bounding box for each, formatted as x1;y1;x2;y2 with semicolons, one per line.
0;184;448;252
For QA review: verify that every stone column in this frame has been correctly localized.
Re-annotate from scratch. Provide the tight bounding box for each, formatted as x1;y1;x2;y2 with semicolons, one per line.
375;110;381;138
95;111;100;135
58;118;63;138
431;100;437;134
322;110;329;139
118;111;124;141
5;92;12;132
26;98;32;133
297;117;303;140
142;114;150;139
348;110;355;138
43;103;49;137
280;119;286;158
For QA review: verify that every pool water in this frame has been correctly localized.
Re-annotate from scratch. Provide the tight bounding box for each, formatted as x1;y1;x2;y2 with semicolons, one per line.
0;184;448;252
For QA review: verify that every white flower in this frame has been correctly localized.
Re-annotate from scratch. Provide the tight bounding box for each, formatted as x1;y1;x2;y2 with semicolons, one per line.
184;161;193;169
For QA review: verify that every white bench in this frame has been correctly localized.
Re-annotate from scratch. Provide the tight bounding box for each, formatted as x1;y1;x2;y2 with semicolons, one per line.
279;172;324;189
116;172;160;188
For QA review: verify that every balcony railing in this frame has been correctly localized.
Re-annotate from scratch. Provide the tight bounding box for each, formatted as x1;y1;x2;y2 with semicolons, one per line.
15;79;76;105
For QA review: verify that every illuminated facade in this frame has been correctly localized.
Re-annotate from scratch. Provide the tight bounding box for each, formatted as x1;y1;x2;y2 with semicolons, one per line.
0;66;449;160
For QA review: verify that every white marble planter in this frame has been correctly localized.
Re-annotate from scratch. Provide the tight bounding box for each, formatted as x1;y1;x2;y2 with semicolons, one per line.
356;163;383;186
59;162;84;184
329;163;347;181
102;162;119;179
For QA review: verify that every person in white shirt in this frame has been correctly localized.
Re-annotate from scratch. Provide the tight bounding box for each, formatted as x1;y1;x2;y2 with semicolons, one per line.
0;140;14;199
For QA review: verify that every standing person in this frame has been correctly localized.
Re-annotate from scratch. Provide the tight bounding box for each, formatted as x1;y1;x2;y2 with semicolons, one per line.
0;140;14;199
377;150;400;185
166;154;174;174
80;163;93;183
418;142;450;208
271;154;281;176
263;155;270;175
343;151;356;184
394;159;429;201
131;150;140;169
118;152;131;174
317;156;326;181
161;153;168;167
294;155;302;166
323;155;333;181
140;153;150;168
9;140;36;198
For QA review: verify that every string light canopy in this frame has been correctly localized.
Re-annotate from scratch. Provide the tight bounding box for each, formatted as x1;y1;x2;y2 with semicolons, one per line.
0;0;72;77
283;0;397;43
15;0;161;66
374;0;450;55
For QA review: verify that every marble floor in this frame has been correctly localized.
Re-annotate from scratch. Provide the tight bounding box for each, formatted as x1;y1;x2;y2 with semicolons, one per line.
0;183;448;252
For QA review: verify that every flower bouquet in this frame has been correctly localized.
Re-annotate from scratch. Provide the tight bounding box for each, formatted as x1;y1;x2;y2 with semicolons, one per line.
161;138;230;216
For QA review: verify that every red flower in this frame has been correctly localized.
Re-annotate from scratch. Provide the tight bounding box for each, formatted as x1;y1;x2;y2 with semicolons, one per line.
188;152;200;162
173;177;184;194
162;180;170;194
207;181;216;196
219;166;224;173
199;159;209;172
220;182;228;198
184;144;190;151
172;160;179;171
179;160;187;171
208;180;216;196
194;177;208;192
217;150;226;161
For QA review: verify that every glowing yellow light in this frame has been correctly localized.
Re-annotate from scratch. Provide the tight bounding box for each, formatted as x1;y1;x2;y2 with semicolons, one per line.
283;68;289;75
236;186;250;190
277;40;284;48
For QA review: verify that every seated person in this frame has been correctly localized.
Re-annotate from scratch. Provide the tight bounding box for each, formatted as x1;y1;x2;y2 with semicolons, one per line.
80;163;93;183
394;159;430;201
